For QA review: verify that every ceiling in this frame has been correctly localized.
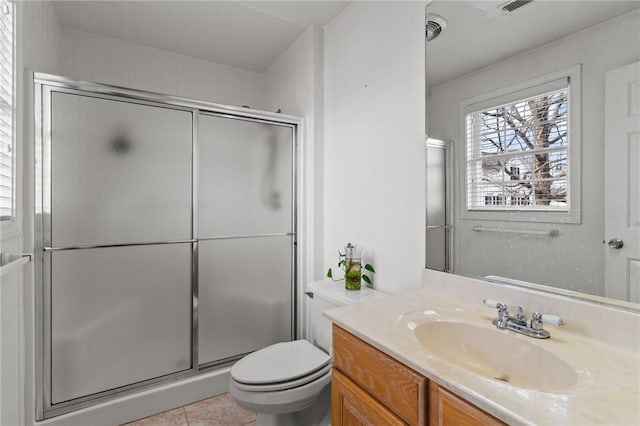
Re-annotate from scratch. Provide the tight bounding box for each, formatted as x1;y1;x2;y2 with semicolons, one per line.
51;1;351;73
426;0;640;88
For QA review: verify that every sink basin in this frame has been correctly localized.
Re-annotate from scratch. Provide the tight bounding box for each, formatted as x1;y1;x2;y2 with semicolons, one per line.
414;321;578;392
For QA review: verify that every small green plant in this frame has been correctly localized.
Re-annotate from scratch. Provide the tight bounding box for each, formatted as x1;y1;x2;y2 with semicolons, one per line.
326;243;375;289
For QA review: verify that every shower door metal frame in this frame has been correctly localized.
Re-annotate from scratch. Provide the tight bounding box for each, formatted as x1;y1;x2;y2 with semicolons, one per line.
425;137;454;273
195;110;298;370
33;72;302;420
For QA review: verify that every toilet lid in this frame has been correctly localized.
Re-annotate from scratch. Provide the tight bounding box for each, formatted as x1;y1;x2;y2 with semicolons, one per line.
231;340;331;385
231;363;332;392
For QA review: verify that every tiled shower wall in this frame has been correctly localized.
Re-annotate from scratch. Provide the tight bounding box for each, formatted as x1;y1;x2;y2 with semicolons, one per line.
8;1;63;425
59;26;266;109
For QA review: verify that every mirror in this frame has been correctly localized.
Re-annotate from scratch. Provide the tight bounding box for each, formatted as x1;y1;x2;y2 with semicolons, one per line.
425;0;640;306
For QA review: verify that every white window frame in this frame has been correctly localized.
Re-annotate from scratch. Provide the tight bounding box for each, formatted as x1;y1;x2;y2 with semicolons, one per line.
458;65;581;224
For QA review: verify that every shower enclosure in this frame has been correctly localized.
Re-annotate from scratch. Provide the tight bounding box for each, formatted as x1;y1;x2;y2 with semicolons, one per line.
33;73;299;419
425;138;453;272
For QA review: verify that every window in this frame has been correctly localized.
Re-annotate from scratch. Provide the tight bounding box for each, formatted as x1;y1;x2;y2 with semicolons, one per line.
0;0;14;221
460;66;581;223
467;86;568;210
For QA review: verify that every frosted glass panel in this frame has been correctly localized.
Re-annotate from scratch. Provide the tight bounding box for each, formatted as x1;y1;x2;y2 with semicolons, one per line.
426;144;449;272
426;227;447;272
50;244;192;403
427;145;446;226
51;93;192;247
198;115;293;237
198;236;292;365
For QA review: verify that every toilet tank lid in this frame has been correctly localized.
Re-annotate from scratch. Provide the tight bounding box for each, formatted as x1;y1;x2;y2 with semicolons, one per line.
231;340;331;385
307;280;388;306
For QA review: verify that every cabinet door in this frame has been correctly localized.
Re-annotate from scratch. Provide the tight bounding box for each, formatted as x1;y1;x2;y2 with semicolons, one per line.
333;325;426;425
428;382;506;426
332;369;407;426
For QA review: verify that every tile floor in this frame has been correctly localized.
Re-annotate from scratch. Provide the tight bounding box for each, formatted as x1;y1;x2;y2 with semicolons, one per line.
123;393;256;426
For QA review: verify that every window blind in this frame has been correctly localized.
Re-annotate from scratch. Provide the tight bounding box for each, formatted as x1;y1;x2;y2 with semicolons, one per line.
466;85;569;211
0;0;13;220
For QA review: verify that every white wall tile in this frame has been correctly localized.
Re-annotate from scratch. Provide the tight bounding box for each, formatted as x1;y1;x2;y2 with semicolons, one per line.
175;57;205;101
14;4;63;426
21;0;62;74
60;26;265;108
69;27;93;80
90;32;130;87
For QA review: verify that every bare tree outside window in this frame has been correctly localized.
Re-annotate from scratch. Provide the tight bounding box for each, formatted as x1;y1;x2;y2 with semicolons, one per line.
466;88;569;210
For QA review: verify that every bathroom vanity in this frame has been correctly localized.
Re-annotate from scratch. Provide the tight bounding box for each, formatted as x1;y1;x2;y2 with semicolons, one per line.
332;324;504;425
324;270;640;425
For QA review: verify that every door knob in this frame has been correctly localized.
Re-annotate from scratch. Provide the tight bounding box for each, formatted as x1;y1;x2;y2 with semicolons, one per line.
607;238;624;249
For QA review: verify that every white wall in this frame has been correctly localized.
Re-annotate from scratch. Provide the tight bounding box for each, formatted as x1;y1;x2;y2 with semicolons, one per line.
324;2;426;295
427;11;640;295
60;26;265;109
263;26;324;283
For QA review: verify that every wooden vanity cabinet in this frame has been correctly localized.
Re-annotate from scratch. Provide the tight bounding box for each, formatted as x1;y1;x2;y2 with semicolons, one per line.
332;324;427;425
428;381;506;426
332;368;407;425
332;325;505;426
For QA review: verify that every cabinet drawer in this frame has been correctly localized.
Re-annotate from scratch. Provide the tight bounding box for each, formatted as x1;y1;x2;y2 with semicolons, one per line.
333;325;427;426
332;369;407;426
428;381;506;426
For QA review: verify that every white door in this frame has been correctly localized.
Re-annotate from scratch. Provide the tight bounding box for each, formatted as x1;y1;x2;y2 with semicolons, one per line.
605;61;640;302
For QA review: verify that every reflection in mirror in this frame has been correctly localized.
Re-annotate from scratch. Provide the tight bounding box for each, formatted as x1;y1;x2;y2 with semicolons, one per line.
425;137;453;272
425;1;640;307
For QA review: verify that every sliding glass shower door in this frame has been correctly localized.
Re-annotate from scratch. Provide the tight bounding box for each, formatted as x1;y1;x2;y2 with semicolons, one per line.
36;75;298;419
47;92;194;404
197;114;294;366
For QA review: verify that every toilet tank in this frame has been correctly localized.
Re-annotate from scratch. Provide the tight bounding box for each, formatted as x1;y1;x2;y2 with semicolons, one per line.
305;280;387;355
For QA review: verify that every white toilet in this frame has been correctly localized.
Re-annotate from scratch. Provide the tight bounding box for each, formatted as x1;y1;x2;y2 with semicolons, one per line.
229;280;387;426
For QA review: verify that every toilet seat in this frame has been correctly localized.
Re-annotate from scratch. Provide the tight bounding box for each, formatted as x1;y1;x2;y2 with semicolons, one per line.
231;340;331;389
231;363;332;392
229;368;332;416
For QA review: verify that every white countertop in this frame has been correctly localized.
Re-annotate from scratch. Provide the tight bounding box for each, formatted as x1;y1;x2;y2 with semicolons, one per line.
323;282;640;426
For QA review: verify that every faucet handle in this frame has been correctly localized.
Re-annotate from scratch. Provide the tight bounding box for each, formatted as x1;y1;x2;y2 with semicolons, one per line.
483;299;509;318
531;312;565;329
483;298;503;309
540;314;564;326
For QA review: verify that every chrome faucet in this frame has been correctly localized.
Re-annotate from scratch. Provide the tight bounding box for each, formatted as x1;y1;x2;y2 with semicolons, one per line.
483;299;564;339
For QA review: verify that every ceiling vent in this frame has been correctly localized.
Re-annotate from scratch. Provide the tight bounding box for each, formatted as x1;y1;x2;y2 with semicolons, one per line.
426;14;447;42
501;0;534;13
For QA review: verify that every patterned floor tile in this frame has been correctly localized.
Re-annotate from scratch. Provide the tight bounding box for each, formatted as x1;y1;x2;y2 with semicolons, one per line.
122;394;255;426
123;407;188;426
184;393;256;426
